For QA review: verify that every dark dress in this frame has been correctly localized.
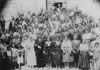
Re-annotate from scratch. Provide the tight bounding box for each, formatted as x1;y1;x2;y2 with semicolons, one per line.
43;41;51;66
2;52;10;70
78;51;90;69
71;40;80;66
78;44;90;69
50;41;62;67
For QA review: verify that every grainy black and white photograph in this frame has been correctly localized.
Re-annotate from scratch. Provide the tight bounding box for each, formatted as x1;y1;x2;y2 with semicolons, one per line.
1;0;100;70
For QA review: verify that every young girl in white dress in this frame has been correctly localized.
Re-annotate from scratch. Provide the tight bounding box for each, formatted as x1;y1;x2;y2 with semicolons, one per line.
17;44;24;69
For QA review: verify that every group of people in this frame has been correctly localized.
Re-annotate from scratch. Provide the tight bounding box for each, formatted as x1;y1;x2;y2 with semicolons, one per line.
0;5;100;70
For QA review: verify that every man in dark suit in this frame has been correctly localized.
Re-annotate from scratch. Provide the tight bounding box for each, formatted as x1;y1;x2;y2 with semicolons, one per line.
34;38;45;67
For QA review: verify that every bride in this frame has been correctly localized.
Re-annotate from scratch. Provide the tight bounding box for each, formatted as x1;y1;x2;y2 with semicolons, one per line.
22;34;37;68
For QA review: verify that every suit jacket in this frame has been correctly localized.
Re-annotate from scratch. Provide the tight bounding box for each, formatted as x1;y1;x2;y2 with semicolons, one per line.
34;40;45;54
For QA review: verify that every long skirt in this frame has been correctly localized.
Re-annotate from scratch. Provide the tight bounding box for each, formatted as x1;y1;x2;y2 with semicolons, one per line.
44;47;51;65
27;48;36;66
94;59;100;70
62;52;73;63
51;48;62;67
70;50;79;65
36;51;44;67
78;51;90;69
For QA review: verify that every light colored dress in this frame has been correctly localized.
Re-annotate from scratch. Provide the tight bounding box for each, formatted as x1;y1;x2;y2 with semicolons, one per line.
26;39;37;66
61;40;72;62
93;27;100;35
17;49;24;64
11;48;18;63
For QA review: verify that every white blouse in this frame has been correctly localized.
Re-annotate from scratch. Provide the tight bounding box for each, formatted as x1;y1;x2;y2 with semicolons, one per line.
79;44;89;52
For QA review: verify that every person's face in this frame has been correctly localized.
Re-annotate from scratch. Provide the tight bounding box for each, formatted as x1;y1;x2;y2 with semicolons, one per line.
58;4;61;8
95;43;99;48
75;24;79;28
12;44;15;48
18;44;21;47
18;29;21;33
30;37;33;41
65;36;68;40
56;37;59;41
84;40;89;44
73;34;77;40
82;22;86;26
93;23;97;28
39;38;42;42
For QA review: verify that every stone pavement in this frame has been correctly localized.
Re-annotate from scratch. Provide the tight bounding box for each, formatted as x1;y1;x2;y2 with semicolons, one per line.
12;65;95;70
21;66;80;70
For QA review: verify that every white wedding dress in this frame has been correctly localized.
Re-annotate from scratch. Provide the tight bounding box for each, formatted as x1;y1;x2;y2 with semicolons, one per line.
26;39;37;66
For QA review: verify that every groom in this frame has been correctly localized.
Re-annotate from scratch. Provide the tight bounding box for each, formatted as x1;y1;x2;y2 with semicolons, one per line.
34;38;45;68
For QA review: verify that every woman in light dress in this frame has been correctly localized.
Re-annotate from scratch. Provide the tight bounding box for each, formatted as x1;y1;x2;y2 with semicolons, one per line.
61;35;72;67
78;40;90;70
22;33;37;68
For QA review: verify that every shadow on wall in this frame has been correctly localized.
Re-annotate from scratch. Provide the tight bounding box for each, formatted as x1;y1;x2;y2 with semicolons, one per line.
96;0;100;1
0;0;9;15
94;0;100;3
